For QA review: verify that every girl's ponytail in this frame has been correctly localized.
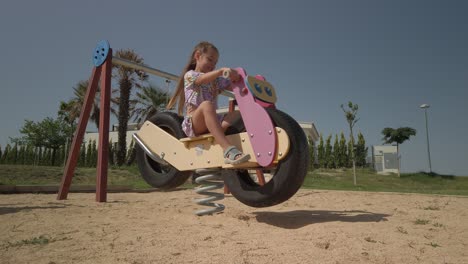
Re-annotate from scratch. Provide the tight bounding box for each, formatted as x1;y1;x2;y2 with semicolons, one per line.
166;41;219;115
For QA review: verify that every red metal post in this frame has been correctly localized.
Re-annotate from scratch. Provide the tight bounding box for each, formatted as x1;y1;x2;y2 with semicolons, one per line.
96;50;112;202
255;169;266;186
57;67;102;200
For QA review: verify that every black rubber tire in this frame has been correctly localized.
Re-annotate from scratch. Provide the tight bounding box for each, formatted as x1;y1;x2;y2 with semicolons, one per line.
223;108;310;207
135;112;191;189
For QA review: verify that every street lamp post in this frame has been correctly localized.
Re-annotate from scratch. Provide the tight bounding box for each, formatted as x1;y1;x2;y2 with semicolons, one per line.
420;104;432;173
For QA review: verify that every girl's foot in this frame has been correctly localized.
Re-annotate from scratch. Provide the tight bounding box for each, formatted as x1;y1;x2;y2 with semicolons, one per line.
223;146;251;165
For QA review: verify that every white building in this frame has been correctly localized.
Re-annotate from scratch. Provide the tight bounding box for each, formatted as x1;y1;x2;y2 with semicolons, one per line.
83;113;319;149
372;145;398;174
83;123;139;150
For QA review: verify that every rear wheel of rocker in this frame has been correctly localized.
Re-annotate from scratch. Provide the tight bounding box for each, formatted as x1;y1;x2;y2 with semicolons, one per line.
135;112;191;189
223;108;310;207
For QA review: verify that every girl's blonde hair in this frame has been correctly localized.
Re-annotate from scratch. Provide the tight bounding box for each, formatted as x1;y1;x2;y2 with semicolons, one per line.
166;41;219;115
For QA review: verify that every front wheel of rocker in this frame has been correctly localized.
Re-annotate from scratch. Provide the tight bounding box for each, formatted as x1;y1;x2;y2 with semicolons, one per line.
223;108;310;207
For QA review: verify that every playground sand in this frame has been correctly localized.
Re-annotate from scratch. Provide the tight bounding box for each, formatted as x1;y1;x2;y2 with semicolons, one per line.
1;189;467;264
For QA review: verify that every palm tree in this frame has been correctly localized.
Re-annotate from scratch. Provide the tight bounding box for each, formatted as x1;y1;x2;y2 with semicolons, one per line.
62;80;101;128
112;49;148;166
132;84;169;124
381;127;417;177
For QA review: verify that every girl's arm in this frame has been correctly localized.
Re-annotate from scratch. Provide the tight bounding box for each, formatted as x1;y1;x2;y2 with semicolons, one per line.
194;68;239;85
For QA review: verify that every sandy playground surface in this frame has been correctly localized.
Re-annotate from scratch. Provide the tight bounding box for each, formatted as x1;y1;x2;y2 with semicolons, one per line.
1;189;468;264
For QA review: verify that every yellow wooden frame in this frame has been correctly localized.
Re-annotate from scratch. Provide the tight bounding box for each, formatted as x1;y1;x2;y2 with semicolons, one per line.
136;121;290;171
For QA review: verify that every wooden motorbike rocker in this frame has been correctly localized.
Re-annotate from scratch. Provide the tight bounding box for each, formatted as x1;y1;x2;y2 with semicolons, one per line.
58;41;309;216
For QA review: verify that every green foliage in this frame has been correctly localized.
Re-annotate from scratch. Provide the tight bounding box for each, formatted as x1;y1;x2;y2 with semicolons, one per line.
126;140;136;166
307;136;316;169
91;140;98;167
60;80;101;128
132;84;169;123
324;134;333;168
0;164;152;190
381;127;417;145
113;49;149;166
303;168;468;195
341;101;359;130
347;138;354;167
317;134;325;168
8;144;18;164
108;140;115;166
3;164;468;196
2;144;10;164
338;132;348;168
332;135;339;168
79;144;86;167
341;101;359;161
18;117;69;150
37;147;43;165
356;132;368;167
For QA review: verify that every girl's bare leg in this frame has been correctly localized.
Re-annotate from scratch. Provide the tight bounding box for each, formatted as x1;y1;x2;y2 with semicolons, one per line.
221;110;240;131
190;101;231;150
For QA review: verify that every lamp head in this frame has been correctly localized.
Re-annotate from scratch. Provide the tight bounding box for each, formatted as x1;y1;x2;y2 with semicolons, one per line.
420;104;430;109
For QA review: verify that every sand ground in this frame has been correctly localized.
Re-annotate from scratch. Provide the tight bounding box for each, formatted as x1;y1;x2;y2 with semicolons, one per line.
1;189;467;264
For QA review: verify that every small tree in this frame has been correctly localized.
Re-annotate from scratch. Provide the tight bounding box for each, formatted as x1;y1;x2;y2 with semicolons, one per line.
108;140;114;166
17;117;69;166
324;134;333;168
9;143;18;164
307;136;316;170
126;139;136;166
91;140;98;167
381;127;417;177
317;134;325;168
332;135;339;169
86;141;93;167
338;132;347;168
2;144;11;164
36;147;43;166
79;143;86;167
356;132;368;167
341;102;359;185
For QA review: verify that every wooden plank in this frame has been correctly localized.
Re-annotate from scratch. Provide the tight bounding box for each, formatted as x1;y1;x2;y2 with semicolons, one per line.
57;66;102;200
96;53;112;202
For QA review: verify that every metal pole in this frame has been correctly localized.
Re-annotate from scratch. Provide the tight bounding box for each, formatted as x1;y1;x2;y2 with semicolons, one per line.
424;109;432;173
112;56;179;81
111;56;235;99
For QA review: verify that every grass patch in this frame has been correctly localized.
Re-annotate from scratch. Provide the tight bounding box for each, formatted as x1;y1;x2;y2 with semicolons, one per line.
414;219;430;225
423;205;440;211
0;164;153;190
396;226;408;234
6;235;50;248
426;242;441;248
303;168;468;196
1;165;468;195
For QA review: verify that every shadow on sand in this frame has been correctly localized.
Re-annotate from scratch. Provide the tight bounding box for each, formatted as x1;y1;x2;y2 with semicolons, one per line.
0;201;87;216
253;210;390;229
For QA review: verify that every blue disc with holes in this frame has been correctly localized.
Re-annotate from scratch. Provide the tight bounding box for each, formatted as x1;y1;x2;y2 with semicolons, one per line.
92;40;110;67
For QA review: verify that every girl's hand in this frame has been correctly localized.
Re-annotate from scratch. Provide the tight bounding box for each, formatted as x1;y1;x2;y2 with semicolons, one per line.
221;68;240;82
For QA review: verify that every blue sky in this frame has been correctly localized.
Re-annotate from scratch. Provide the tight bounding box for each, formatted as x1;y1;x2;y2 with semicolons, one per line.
0;1;467;175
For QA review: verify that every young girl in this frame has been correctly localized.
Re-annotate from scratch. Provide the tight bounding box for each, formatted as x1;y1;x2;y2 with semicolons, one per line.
166;41;251;165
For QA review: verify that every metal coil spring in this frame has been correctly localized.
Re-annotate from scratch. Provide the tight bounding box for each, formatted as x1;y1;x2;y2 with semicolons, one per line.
194;168;225;216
